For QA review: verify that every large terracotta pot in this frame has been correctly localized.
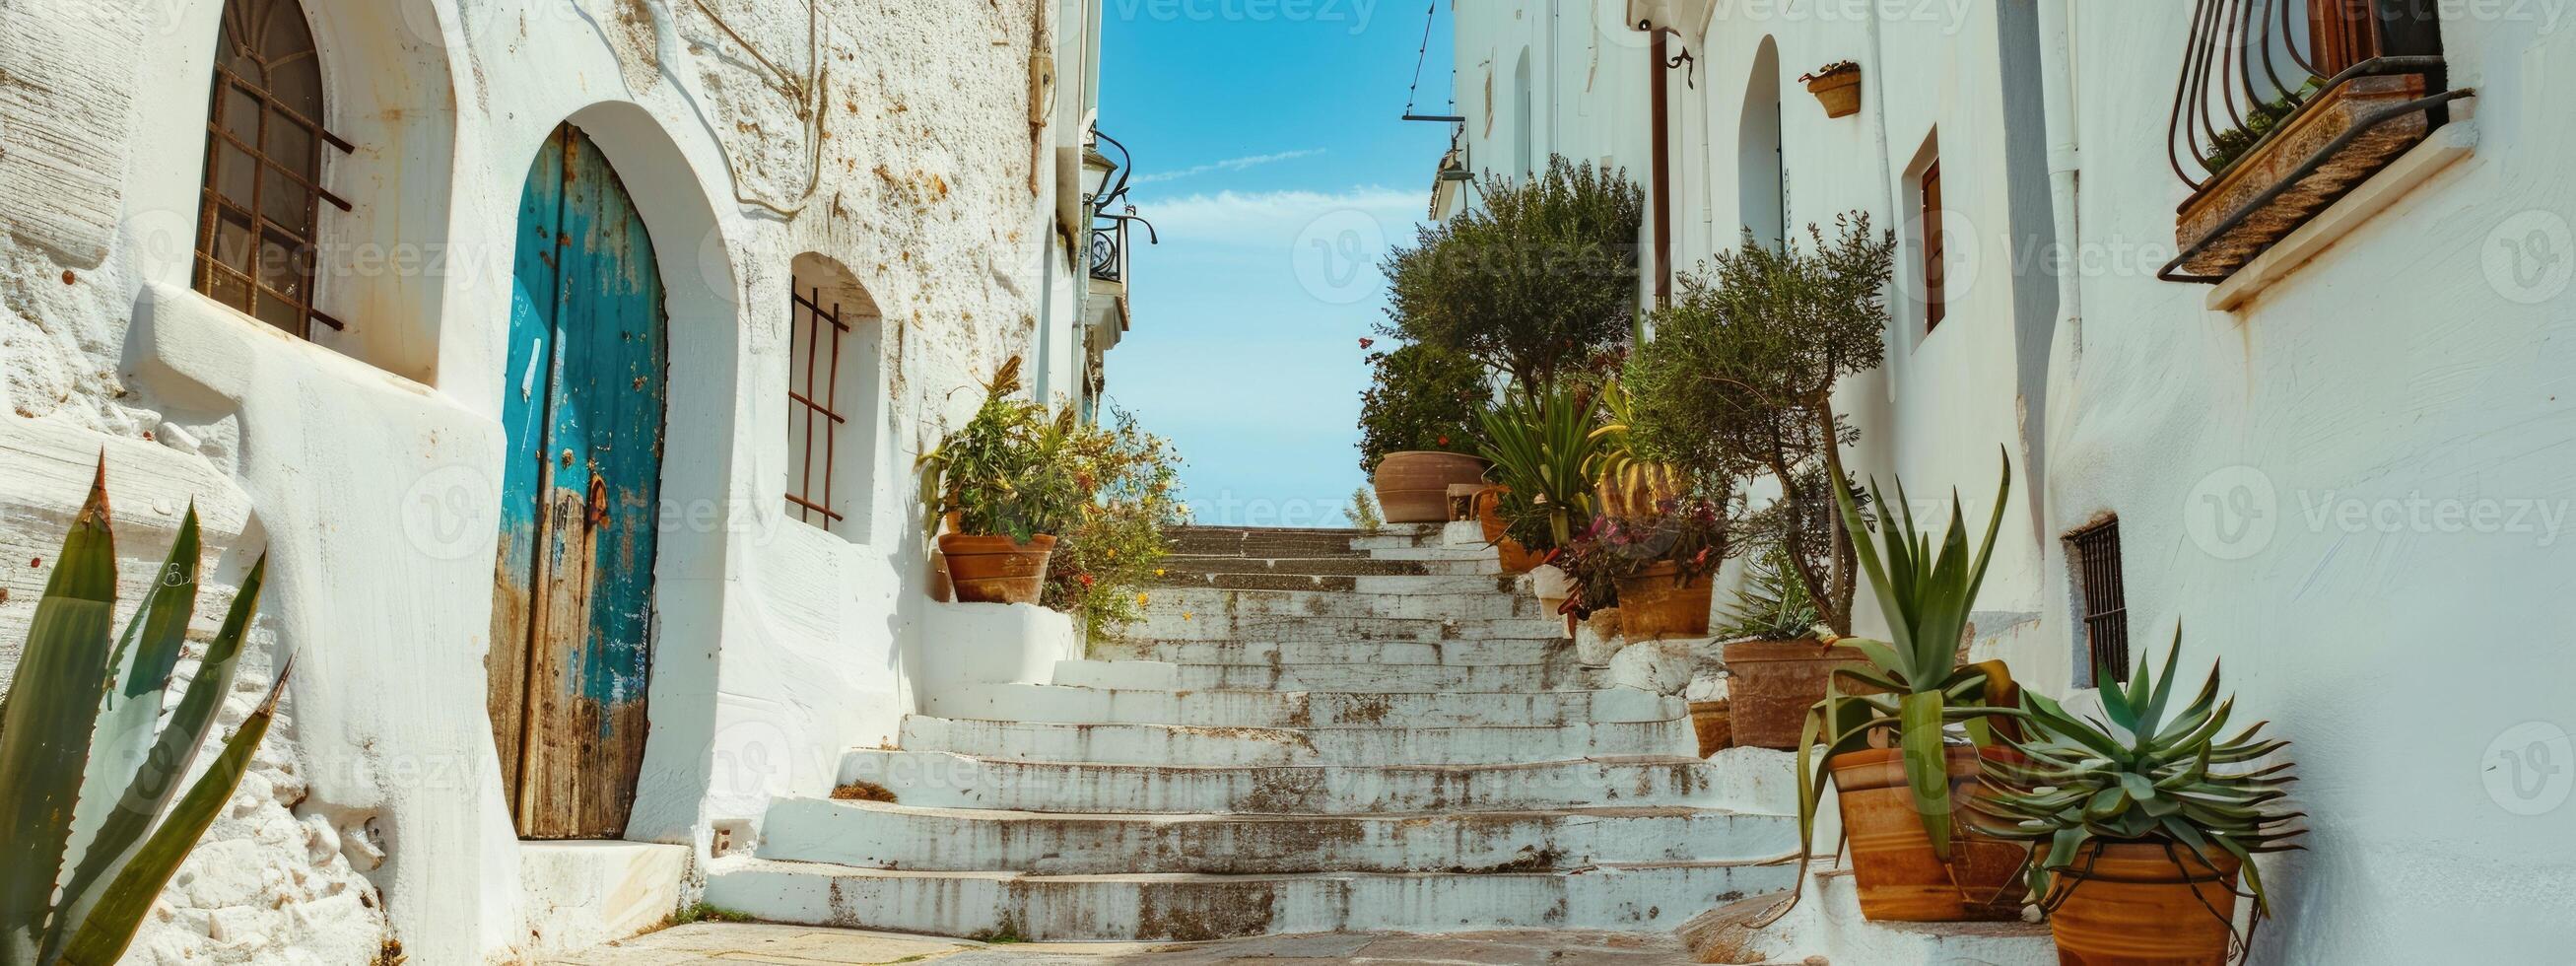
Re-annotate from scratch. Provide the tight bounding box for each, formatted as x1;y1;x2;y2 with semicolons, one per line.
1830;745;2031;922
1615;563;1712;640
1687;700;1731;757
938;533;1056;604
1724;639;1872;749
2046;842;2244;966
1374;451;1488;523
1473;486;1543;574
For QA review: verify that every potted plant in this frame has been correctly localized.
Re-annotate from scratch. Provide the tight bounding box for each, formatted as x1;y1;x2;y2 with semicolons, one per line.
1358;341;1491;523
1600;494;1732;641
1781;450;2030;924
916;358;1085;604
1041;407;1188;638
1718;539;1870;750
1801;60;1863;117
1477;382;1607;617
1975;640;2303;965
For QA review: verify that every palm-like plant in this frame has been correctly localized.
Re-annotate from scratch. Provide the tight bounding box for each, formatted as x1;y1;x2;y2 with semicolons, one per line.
1973;637;2304;919
0;462;288;966
1476;383;1605;551
1794;449;2023;861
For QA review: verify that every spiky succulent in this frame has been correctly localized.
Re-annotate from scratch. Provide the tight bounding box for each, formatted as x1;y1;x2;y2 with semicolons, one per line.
1973;635;2306;918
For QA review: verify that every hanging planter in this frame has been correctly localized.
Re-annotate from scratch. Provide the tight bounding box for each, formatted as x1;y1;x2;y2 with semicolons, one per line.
1802;61;1863;118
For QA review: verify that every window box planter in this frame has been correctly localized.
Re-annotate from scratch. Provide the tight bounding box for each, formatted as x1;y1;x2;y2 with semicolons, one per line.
2169;73;2447;280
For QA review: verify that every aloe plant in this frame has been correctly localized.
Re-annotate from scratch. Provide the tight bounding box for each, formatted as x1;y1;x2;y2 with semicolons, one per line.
1973;636;2304;919
1794;448;2023;862
0;461;289;966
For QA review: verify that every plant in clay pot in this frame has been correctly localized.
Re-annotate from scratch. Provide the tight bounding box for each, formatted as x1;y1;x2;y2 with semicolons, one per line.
1800;60;1864;117
1973;639;2304;966
1358;341;1491;523
1718;538;1871;750
916;358;1085;604
1477;382;1609;620
1594;492;1734;642
1772;450;2031;924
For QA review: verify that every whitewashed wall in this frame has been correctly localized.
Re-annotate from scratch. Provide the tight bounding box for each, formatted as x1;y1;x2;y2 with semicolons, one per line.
0;0;1105;962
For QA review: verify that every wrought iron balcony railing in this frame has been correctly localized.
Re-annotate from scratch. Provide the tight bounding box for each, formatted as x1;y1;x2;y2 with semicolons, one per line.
1085;129;1157;286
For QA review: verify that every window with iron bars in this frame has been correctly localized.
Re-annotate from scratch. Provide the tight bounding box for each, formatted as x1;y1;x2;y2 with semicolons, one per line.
2067;518;2131;684
196;0;353;339
1919;160;1946;331
786;283;851;531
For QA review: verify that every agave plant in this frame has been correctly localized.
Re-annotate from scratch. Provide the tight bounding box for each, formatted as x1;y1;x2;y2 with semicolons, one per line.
1475;383;1604;551
1716;538;1823;643
0;462;288;966
1973;635;2305;918
1794;448;2023;861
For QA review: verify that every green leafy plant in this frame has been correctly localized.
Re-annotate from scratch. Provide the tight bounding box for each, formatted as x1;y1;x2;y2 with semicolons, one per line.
1475;382;1606;553
1345;488;1384;531
1718;538;1823;642
1357;341;1490;473
1043;408;1188;638
2200;79;2323;175
915;357;1085;544
1385;156;1645;395
1794;449;2024;862
0;462;290;966
1974;637;2305;922
1624;213;1896;635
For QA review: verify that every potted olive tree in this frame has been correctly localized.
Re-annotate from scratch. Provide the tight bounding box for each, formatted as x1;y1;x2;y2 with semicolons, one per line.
916;358;1085;604
1358;341;1490;524
1976;640;2304;965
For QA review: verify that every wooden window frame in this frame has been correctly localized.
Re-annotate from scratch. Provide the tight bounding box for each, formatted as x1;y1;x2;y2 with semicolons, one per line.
1919;160;1946;332
786;283;851;530
2067;518;2131;684
194;0;352;339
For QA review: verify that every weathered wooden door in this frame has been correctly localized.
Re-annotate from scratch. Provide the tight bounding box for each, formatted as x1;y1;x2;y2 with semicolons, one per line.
488;123;670;840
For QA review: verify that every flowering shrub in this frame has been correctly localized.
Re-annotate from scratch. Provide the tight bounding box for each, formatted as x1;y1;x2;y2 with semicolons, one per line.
1043;408;1188;638
1358;341;1490;472
1554;497;1732;617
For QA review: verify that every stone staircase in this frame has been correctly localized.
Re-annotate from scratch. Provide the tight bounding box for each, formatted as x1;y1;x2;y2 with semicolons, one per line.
706;524;1803;941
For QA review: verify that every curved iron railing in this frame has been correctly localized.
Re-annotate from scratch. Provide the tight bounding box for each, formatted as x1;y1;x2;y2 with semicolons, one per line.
2166;0;2446;192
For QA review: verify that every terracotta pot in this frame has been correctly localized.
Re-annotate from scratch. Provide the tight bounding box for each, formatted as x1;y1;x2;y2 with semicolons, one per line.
1615;563;1712;640
2047;842;2244;966
1373;451;1489;523
1474;486;1543;574
1687;700;1731;757
938;533;1057;604
1808;70;1863;118
1830;745;2031;922
1724;639;1872;750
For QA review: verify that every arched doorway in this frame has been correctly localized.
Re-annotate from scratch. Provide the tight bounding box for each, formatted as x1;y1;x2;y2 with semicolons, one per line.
1739;37;1787;251
488;122;671;840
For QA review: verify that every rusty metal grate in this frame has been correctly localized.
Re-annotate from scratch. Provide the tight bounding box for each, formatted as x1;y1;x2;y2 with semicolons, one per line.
1920;160;1945;331
195;0;352;339
2067;518;2130;683
2165;0;2448;193
787;283;849;529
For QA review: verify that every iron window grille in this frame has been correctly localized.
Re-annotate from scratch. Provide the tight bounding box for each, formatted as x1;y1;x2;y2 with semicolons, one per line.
2067;518;2131;684
196;0;353;338
786;283;850;530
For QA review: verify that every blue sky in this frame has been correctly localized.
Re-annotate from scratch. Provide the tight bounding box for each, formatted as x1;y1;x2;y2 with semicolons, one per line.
1098;1;1455;527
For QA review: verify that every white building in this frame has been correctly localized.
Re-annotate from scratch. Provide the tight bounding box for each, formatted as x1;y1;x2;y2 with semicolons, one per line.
1439;2;2573;961
0;0;1139;961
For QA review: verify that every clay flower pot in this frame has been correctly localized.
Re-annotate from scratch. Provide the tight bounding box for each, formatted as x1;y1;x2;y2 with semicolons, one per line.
938;533;1057;604
1723;639;1872;750
1807;68;1863;118
1474;486;1543;574
2045;842;2245;965
1614;563;1712;640
1687;700;1731;757
1829;745;2031;922
1374;451;1488;523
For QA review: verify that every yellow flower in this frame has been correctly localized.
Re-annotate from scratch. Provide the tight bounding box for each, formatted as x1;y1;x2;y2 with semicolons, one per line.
1182;611;1193;621
1136;592;1150;607
1155;568;1167;578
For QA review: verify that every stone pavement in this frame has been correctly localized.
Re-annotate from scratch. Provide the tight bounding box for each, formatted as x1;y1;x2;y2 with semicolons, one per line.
552;924;1699;965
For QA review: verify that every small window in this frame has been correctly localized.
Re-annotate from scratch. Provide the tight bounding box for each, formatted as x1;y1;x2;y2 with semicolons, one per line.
1919;160;1946;331
2067;518;2130;683
195;0;351;338
786;281;851;531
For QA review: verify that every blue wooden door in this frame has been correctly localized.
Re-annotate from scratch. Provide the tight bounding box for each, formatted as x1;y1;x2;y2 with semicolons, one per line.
488;123;669;839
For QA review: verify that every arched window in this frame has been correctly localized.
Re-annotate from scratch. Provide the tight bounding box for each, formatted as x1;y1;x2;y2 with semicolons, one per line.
1737;37;1786;252
196;0;350;338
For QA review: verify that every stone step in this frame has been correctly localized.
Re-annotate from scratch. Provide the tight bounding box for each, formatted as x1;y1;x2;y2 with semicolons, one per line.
1168;525;1425;558
756;797;1797;875
1053;659;1607;694
1161;555;1493;578
1681;862;2053;965
1090;638;1574;667
706;859;1799;941
1129;612;1569;644
898;716;1693;767
930;682;1679;728
840;751;1730;815
1153;572;1521;595
1144;586;1542;622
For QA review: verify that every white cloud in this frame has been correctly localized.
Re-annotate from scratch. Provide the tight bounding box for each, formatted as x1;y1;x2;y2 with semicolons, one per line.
1132;148;1326;185
1136;185;1427;250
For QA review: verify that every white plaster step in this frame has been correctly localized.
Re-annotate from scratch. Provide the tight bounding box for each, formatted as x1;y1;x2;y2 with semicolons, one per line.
706;858;1800;941
1054;659;1606;694
756;797;1798;875
1089;637;1574;667
1131;612;1570;644
931;682;1681;728
1144;586;1543;621
1681;862;2053;964
1363;544;1508;562
840;750;1729;815
898;715;1693;767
